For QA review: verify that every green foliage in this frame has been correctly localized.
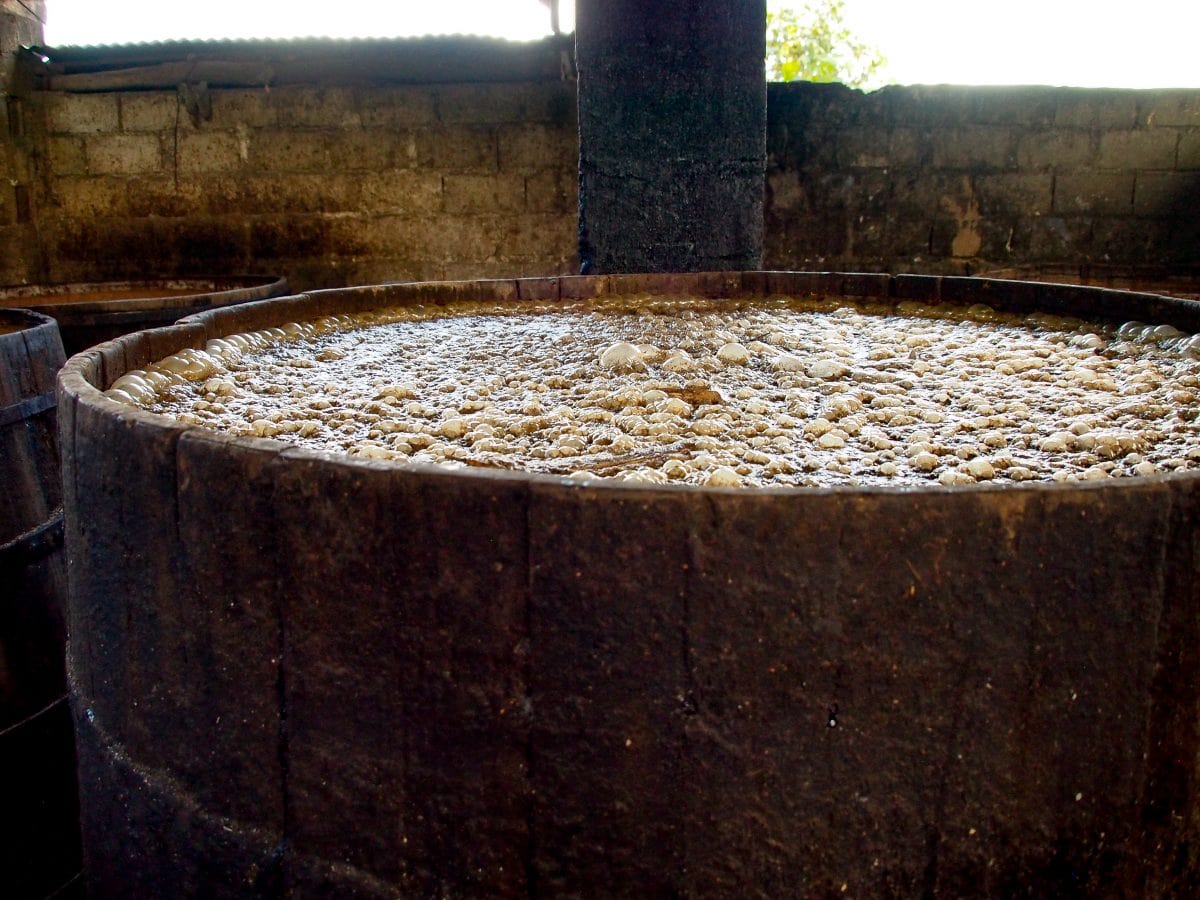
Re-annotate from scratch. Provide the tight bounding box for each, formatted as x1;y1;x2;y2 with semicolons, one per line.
766;0;887;90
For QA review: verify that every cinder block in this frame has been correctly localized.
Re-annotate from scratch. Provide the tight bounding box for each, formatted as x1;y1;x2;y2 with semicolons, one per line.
444;174;526;214
208;90;278;129
1139;91;1200;127
1133;171;1200;216
248;215;335;259
1017;130;1096;171
437;83;572;125
246;130;330;172
165;216;250;267
359;171;444;214
272;87;361;128
930;126;1017;171
870;213;929;264
0;225;35;281
1178;132;1200;171
325;130;397;171
54;175;191;220
498;124;575;171
324;214;424;258
1097;130;1178;170
47;136;86;176
443;258;543;280
45;215;179;274
976;216;1034;260
44;93;119;134
1026;216;1095;261
122;178;193;218
49;177;124;218
1055;92;1137;129
177;131;244;174
975;174;1054;217
357;87;438;128
121;93;179;132
188;173;363;216
495;212;576;257
85;133;163;176
845;214;889;259
4;149;32;183
889;172;969;218
415;126;498;173
765;169;807;216
837;127;892;168
887;128;923;167
409;214;504;262
969;88;1058;126
343;257;439;287
1090;217;1160;263
885;85;975;128
525;169;577;214
1053;172;1134;215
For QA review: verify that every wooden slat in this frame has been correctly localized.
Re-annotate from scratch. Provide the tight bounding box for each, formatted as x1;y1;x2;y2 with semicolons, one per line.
0;312;65;541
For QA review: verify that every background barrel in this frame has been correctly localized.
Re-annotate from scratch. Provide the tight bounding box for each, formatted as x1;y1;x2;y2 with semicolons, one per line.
58;273;1200;897
0;275;288;357
0;308;80;897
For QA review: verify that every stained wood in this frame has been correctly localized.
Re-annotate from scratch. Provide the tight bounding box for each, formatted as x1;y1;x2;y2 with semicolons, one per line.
0;308;79;895
1;308;67;724
0;309;65;542
56;273;1200;895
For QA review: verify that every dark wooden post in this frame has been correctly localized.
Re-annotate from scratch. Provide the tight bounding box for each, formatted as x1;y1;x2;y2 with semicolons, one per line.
576;0;767;274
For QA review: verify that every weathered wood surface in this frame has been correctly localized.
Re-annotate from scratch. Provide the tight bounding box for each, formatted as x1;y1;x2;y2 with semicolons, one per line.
60;274;1200;897
2;276;288;356
0;308;80;897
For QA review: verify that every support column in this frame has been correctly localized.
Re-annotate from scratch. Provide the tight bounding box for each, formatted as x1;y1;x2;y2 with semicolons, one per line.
576;0;766;274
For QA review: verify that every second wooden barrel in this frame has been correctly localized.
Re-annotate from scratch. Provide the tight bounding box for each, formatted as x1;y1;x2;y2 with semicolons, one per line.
0;308;80;897
0;275;289;357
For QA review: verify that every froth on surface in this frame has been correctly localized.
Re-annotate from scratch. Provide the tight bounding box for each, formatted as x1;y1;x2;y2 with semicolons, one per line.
109;294;1200;488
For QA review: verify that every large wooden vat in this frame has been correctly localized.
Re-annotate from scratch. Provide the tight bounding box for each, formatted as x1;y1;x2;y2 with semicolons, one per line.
58;273;1200;897
1;275;288;357
1;308;81;896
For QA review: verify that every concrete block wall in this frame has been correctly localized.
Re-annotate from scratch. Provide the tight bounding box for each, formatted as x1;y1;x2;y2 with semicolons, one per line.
0;1;43;284
3;39;1200;290
765;82;1200;274
27;78;578;289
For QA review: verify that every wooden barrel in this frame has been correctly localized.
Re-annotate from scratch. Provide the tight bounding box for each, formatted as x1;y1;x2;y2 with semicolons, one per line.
0;275;289;357
58;274;1200;896
983;263;1200;301
0;308;81;897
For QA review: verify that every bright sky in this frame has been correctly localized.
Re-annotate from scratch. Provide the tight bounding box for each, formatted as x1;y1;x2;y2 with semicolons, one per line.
42;0;1200;89
43;1;578;44
843;0;1200;89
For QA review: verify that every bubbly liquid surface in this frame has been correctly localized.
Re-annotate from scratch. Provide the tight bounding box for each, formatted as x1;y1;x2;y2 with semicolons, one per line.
113;294;1200;487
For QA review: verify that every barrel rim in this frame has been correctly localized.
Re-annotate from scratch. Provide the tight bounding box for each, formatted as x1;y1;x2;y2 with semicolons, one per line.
0;306;63;334
1;275;289;317
56;271;1200;498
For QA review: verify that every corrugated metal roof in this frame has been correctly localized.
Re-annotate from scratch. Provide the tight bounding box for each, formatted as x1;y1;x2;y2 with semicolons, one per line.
36;33;564;58
40;34;555;53
25;34;576;90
